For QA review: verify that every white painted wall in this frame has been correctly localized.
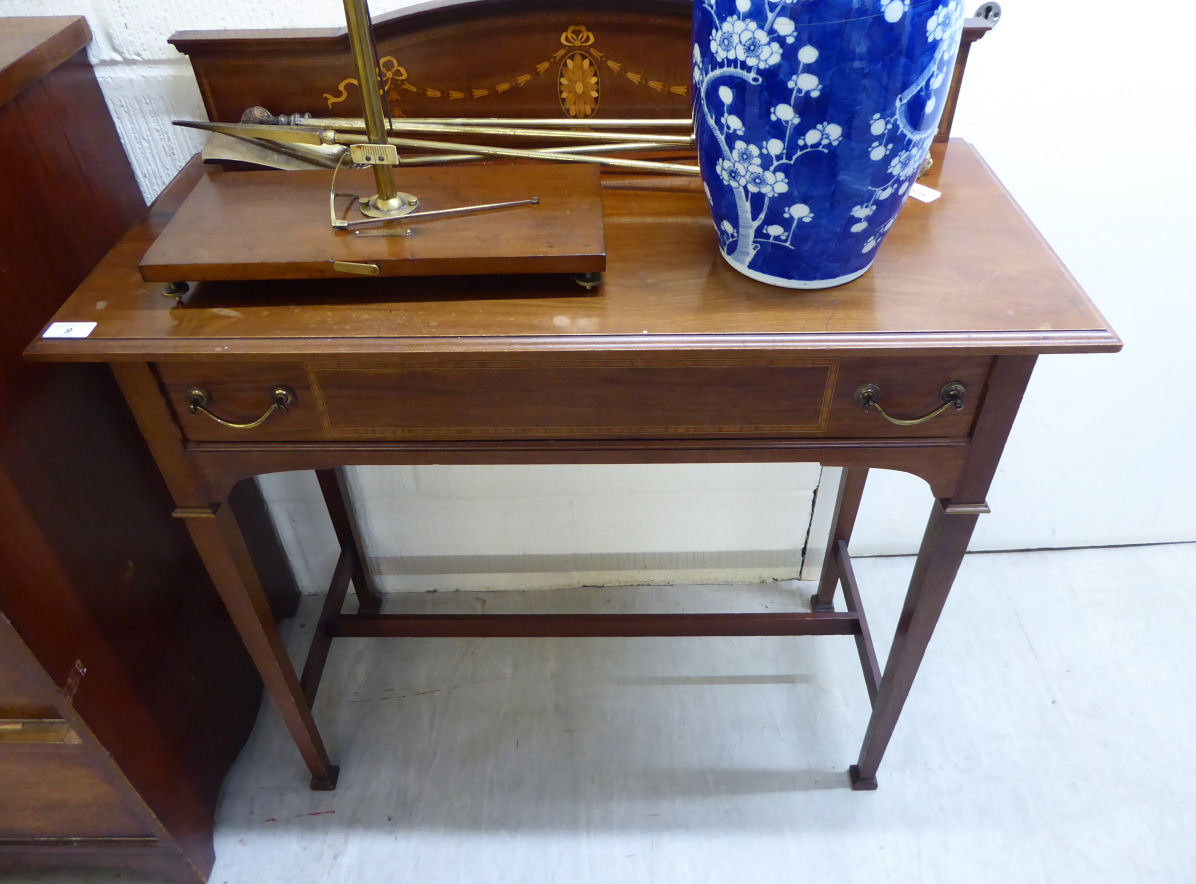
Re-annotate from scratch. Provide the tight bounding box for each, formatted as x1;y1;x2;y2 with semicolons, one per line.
852;0;1196;554
263;465;821;592
7;0;1192;588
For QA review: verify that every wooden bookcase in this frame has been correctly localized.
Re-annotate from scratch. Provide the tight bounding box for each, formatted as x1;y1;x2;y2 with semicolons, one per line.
0;17;298;883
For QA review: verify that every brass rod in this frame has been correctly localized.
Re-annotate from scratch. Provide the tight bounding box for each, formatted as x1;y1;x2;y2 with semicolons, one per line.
303;118;691;144
383;121;692;144
292;115;694;130
342;0;398;205
395;141;685;167
333;131;699;175
343;197;539;230
532;141;686;155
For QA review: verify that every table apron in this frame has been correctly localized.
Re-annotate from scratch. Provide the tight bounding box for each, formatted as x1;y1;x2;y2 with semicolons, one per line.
182;437;972;502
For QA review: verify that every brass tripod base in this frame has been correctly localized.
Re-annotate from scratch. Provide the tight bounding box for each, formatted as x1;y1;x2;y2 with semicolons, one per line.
359;192;420;219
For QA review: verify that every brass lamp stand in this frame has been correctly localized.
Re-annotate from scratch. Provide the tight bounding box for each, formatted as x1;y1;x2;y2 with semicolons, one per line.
342;0;419;218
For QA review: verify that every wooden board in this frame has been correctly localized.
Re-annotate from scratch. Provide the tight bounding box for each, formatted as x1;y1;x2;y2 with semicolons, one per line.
139;162;605;282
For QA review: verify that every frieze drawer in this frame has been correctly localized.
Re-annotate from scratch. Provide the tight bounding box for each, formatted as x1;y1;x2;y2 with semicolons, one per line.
156;355;991;443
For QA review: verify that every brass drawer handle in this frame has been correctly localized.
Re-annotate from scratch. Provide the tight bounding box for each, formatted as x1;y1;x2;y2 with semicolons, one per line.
186;386;296;430
854;381;966;427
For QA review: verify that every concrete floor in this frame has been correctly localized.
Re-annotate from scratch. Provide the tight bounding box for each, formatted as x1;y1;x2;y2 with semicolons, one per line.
9;543;1196;883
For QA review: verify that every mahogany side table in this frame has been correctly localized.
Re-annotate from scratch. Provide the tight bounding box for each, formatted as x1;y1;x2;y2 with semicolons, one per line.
27;137;1120;791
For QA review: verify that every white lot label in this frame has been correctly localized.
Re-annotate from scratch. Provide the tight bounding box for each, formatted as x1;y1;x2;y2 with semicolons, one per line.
908;182;942;203
42;321;97;338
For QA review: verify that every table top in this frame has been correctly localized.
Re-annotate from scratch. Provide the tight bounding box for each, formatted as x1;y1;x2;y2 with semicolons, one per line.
28;140;1120;363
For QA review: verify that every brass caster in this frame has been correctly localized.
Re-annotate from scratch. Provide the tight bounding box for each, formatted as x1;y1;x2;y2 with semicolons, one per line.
162;281;190;306
574;272;603;291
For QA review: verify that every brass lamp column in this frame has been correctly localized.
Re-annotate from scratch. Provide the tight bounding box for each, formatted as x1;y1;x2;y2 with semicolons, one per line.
342;0;418;217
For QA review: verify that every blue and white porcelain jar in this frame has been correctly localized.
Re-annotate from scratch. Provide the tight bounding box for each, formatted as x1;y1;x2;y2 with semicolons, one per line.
693;0;965;288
